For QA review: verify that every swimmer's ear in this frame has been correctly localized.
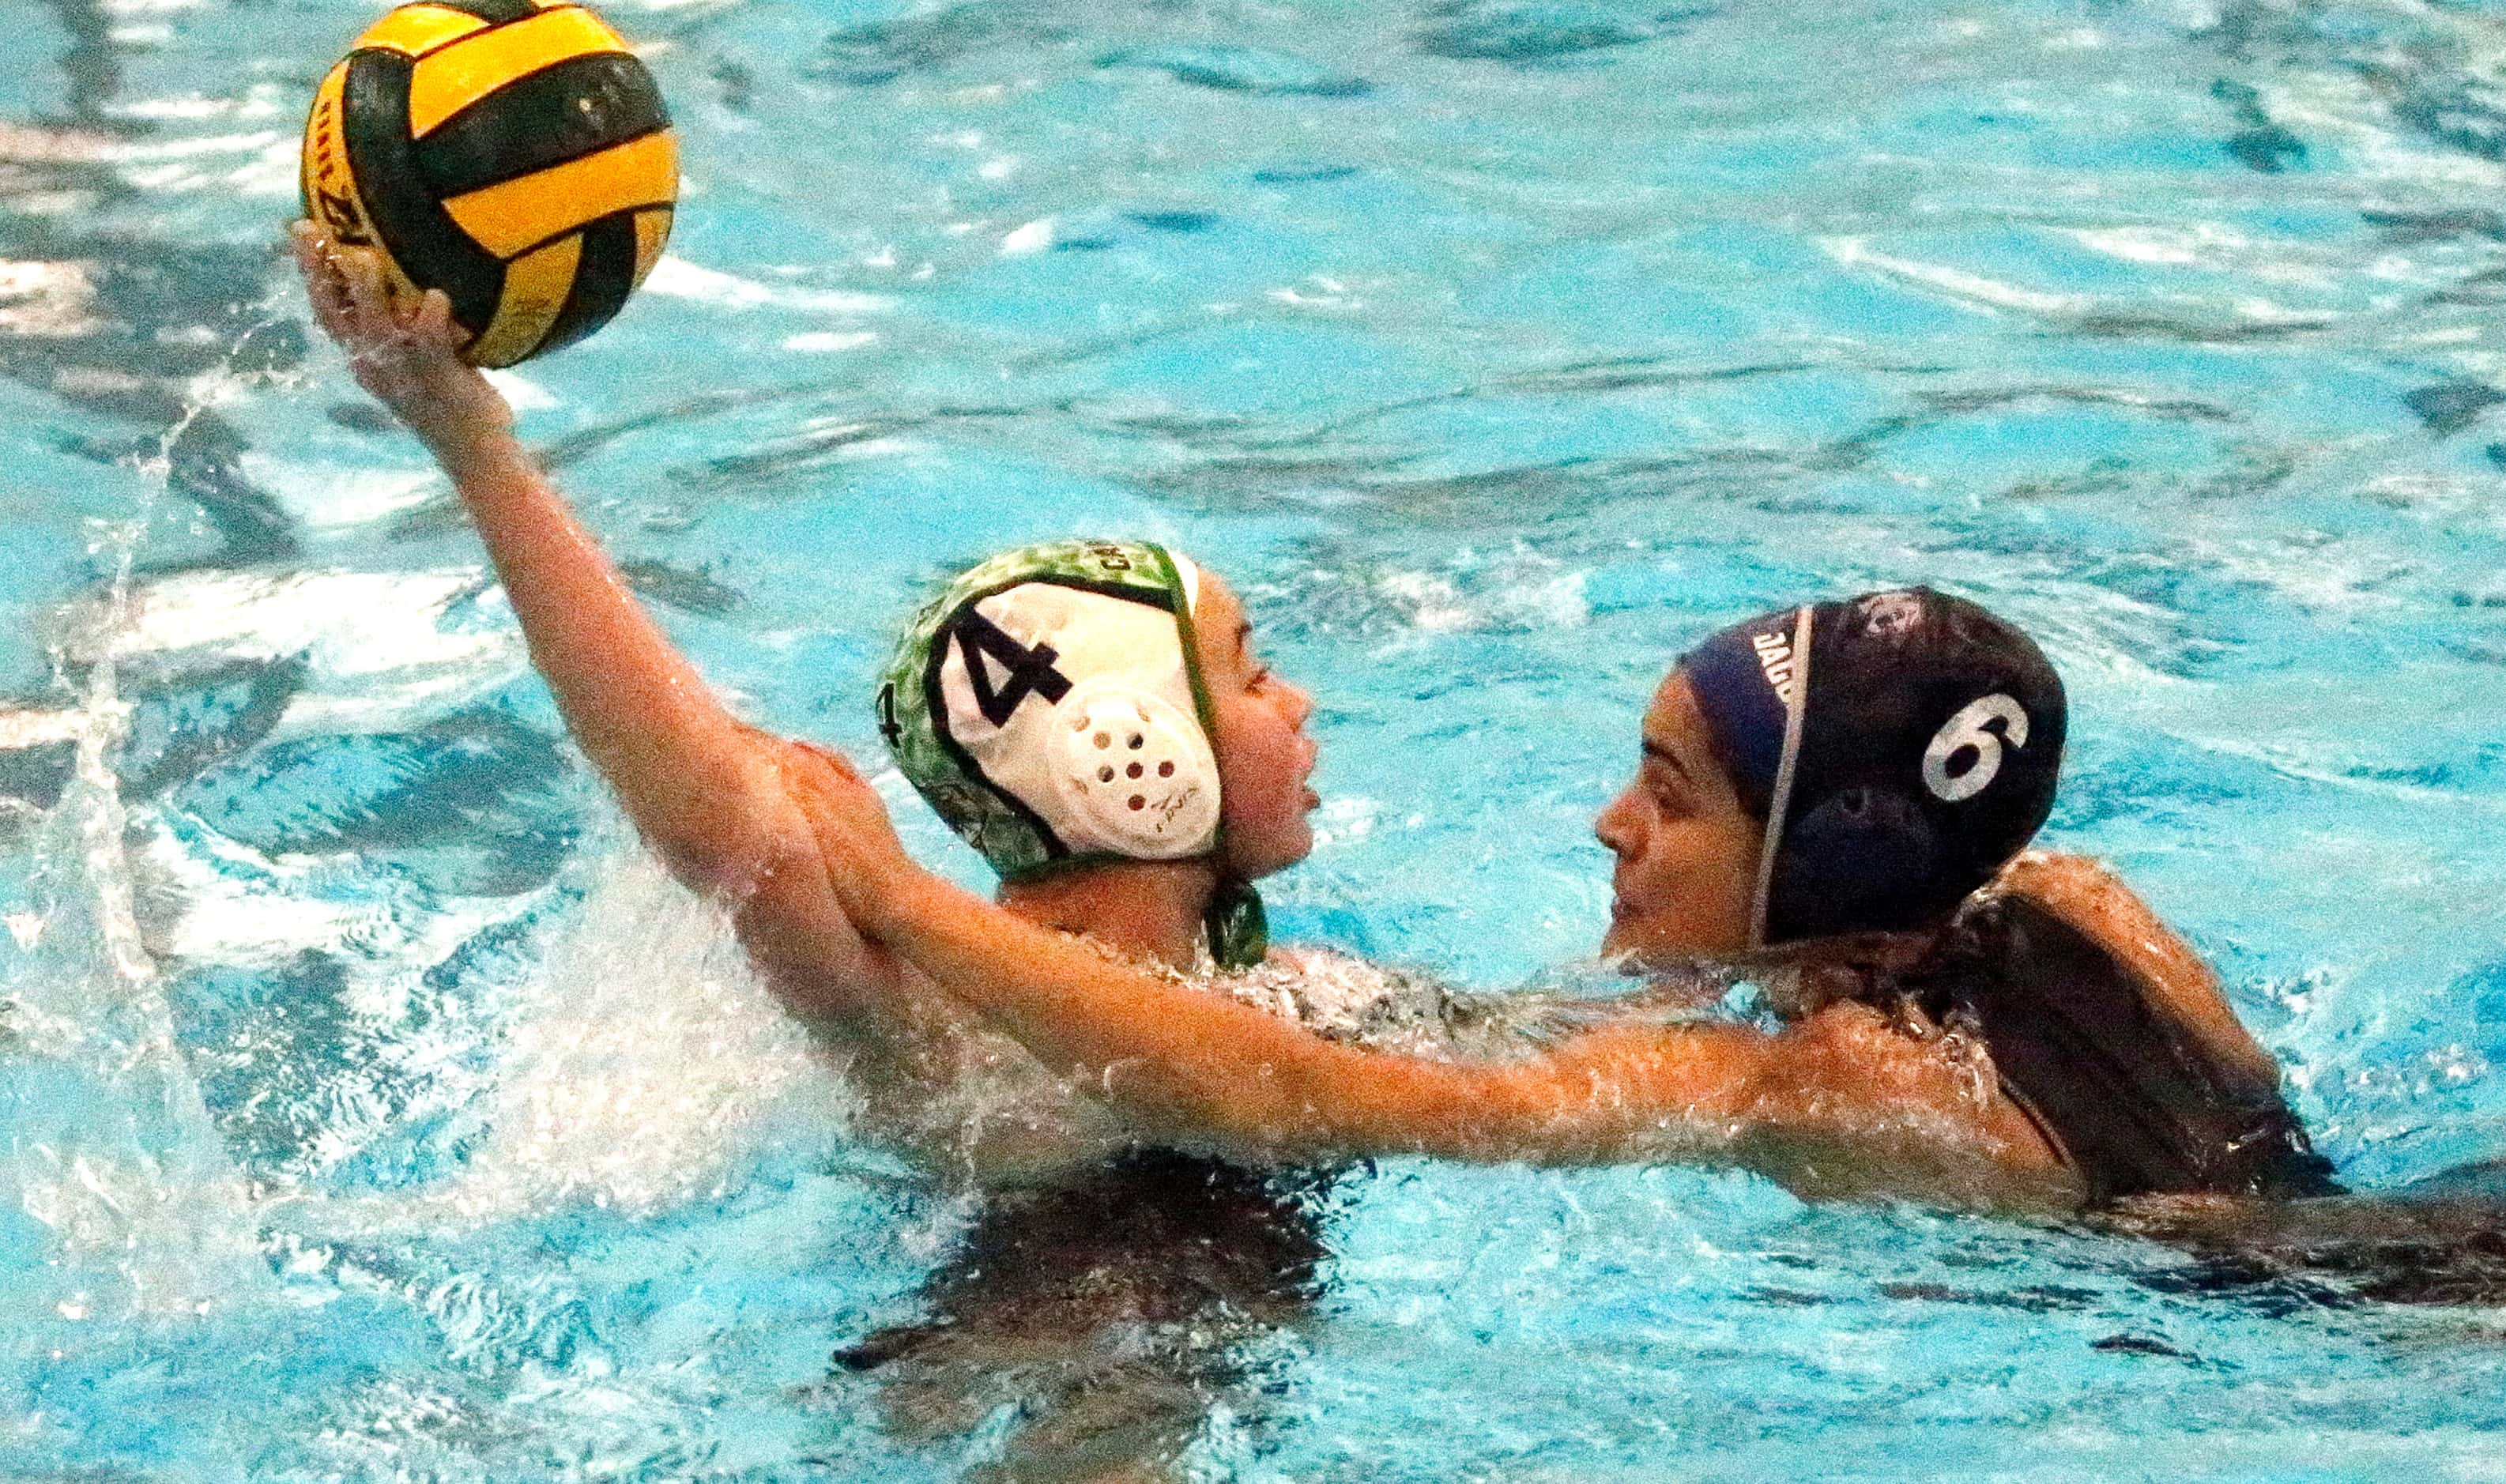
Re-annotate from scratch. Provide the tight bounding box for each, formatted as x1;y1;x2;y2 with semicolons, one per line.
1769;787;1939;940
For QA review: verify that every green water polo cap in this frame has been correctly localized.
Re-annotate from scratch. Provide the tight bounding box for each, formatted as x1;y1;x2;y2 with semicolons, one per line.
877;540;1224;880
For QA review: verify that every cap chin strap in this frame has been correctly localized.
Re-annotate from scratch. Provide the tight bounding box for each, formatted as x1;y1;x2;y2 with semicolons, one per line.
1204;878;1268;971
1747;605;1816;951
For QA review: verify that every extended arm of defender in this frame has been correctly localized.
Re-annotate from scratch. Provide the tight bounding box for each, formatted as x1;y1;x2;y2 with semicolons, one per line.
857;860;1767;1165
293;223;800;898
814;797;2057;1199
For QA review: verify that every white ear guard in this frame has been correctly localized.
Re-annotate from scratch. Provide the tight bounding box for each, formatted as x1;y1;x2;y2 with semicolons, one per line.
933;572;1225;866
1046;678;1222;858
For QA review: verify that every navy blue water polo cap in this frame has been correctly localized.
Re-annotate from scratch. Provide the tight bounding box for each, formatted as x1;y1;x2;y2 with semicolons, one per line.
1679;589;2067;947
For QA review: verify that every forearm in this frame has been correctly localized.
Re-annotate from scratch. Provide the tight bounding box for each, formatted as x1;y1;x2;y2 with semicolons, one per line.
292;226;797;896
867;872;1366;1156
439;430;788;891
861;859;2071;1202
862;871;1763;1166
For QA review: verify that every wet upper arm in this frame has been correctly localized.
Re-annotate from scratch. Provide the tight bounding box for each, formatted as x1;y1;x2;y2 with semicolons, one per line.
624;722;819;905
714;730;921;1024
1240;1021;1777;1166
1735;1004;2080;1205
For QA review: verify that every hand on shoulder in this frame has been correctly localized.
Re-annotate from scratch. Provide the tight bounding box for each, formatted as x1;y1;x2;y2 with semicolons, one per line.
767;733;925;934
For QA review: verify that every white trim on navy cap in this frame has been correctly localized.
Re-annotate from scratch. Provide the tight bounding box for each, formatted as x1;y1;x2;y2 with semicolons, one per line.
1747;605;1815;951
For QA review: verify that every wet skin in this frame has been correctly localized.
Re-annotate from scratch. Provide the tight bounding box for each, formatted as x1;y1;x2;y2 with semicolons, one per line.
288;223;1336;1482
1194;575;1322;883
1593;670;1762;966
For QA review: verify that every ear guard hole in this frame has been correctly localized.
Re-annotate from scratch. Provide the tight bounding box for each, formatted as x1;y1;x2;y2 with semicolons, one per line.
1042;678;1222;859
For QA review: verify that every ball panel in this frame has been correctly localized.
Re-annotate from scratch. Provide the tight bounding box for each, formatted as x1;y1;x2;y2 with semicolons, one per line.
420;0;544;24
349;5;491;60
340;48;508;337
413;51;668;199
439;129;675;260
300;61;361;240
630;206;672;288
467;234;582;367
405;6;627;139
532;213;639;359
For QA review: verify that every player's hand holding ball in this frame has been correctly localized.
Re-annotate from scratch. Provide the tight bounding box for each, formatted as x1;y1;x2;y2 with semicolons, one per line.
298;0;677;369
291;220;512;465
293;0;679;461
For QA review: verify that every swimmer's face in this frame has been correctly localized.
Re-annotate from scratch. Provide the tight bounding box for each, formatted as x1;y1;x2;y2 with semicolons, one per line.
1194;574;1319;880
1593;670;1763;966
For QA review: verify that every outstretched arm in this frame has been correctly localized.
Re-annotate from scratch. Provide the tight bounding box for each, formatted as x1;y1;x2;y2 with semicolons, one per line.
805;777;2070;1203
290;224;968;1049
293;224;797;900
867;857;1769;1166
292;228;1156;1179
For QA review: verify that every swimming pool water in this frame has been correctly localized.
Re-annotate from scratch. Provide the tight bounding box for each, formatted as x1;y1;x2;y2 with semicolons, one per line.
6;0;2506;1477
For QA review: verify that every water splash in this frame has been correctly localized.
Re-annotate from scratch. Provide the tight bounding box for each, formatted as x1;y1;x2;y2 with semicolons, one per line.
0;360;276;1328
376;844;857;1230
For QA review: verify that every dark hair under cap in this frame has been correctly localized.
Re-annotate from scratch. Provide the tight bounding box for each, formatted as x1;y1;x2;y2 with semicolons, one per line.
1679;589;2067;947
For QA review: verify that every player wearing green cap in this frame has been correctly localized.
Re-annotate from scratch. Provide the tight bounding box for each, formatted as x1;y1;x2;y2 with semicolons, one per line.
295;225;1338;1479
291;226;1321;1182
293;220;2330;1215
874;537;1289;974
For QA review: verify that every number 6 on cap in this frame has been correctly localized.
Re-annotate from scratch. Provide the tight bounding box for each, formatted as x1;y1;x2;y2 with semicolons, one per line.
1923;694;2029;803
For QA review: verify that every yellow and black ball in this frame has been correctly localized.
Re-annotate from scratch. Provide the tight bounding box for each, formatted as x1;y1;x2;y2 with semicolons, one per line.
301;0;677;368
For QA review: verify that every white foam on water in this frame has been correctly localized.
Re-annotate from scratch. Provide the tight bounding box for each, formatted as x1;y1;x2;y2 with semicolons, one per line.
233;454;443;530
0;258;104;338
782;330;882;353
2;367;277;1325
1819;235;2090;316
1370;545;1592;642
642;255;892;315
67;568;496;670
106;129;280;163
56;567;520;733
999;217;1055;257
315;846;858;1233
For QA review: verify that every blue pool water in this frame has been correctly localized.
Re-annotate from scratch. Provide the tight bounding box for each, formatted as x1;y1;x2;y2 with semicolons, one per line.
6;0;2506;1476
